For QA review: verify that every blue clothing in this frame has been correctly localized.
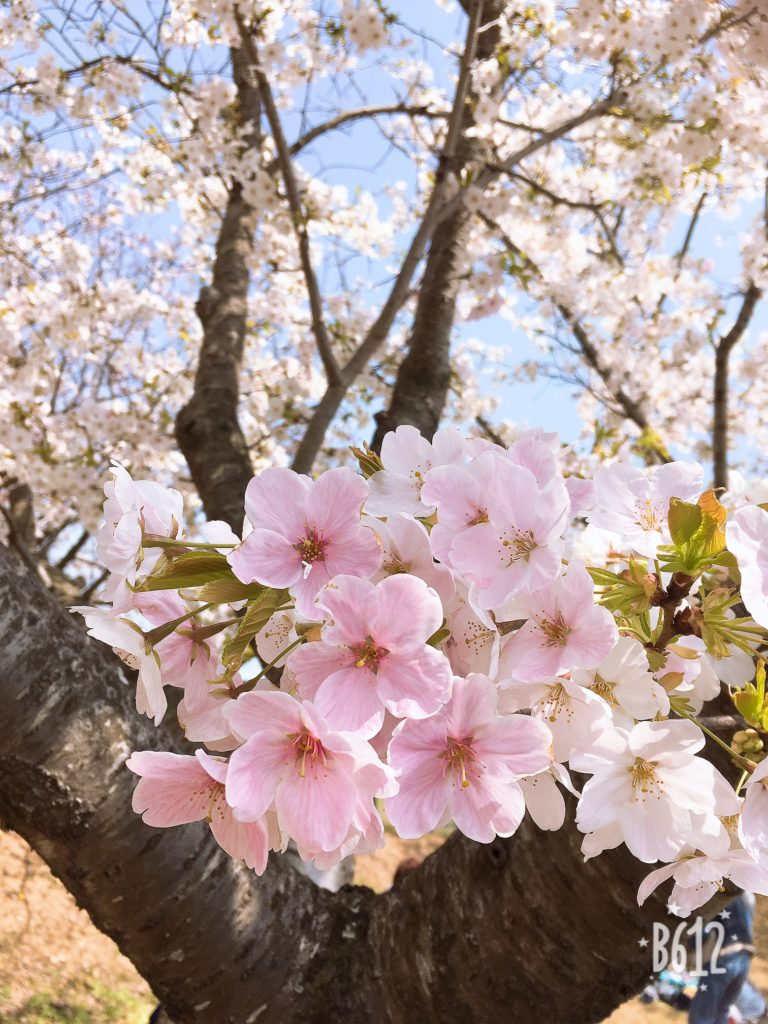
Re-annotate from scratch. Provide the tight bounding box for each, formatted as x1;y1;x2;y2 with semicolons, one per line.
688;950;752;1024
689;894;758;1024
737;979;767;1022
723;893;756;948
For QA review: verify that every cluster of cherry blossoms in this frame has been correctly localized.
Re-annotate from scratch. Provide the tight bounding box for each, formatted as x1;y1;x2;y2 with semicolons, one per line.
77;425;768;914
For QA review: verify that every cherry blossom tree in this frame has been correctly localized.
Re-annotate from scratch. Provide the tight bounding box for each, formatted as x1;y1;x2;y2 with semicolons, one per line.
3;3;768;1023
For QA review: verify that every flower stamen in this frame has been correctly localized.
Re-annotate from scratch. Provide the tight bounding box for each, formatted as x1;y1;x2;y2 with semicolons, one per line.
441;736;481;789
290;730;327;779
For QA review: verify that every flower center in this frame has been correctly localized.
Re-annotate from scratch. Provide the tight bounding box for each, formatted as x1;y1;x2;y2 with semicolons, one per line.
467;507;489;526
634;498;664;533
290;730;327;779
501;529;537;565
382;556;411;575
440;736;481;789
460;620;495;656
590;674;617;705
629;757;662;796
542;682;572;723
295;527;327;575
207;784;227;823
351;636;388;672
538;611;571;647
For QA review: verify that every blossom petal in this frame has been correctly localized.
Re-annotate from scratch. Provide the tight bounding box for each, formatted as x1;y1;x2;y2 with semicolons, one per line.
228;528;300;588
243;468;309;536
127;751;213;826
313;668;385;738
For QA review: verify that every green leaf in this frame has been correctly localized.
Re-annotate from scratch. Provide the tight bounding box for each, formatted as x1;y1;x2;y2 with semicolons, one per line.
664;492;727;574
136;551;232;592
349;442;383;479
668;498;702;547
198;578;268;603
733;660;766;729
669;694;695;716
220;589;290;675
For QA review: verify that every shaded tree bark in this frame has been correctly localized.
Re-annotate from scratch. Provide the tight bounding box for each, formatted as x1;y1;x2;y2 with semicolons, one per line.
0;539;701;1024
175;46;260;531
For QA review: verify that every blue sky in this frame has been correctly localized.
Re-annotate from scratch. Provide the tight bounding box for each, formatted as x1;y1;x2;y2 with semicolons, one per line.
279;1;767;446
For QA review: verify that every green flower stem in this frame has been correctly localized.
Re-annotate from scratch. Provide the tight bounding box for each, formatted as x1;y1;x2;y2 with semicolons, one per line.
143;535;237;549
144;600;218;644
236;636;304;694
674;703;757;774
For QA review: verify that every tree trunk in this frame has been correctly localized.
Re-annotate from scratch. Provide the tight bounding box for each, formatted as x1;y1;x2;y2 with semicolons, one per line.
175;47;261;531
0;539;696;1023
371;2;506;451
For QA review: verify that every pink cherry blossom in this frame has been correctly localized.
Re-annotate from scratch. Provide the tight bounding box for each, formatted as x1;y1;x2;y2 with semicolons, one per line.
572;720;739;863
385;673;552;842
499;675;613;762
572;635;670;728
519;763;577;831
228;466;381;619
565;476;595;517
287;574;452;736
75;606;166;725
442;583;500;678
504;430;562;488
727;505;768;628
655;636;719;714
419;450;499;565
638;848;768;917
365;424;465;517
588;461;704;557
224;690;396;858
423;452;569;608
254;609;299;667
739;756;768;856
97;461;184;585
293;795;386;869
134;591;222;712
366;511;455;604
126;749;269;873
178;691;237;747
500;560;617;682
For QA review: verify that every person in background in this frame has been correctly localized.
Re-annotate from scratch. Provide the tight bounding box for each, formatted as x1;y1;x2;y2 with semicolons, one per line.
688;893;764;1024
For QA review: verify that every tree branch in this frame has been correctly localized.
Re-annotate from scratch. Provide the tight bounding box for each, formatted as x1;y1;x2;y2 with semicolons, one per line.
481;214;670;463
653;190;708;318
236;11;342;387
371;0;501;449
712;281;762;489
280;103;447;166
174;46;259;531
288;0;489;474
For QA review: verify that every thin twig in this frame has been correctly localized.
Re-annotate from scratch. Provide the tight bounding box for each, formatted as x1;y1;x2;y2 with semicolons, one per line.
235;8;342;387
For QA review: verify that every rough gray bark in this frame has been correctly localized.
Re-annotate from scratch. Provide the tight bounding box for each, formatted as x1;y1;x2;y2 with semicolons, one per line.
0;540;706;1024
175;46;260;531
712;282;762;490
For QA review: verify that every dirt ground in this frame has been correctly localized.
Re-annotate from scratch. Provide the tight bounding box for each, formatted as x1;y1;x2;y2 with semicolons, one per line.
1;827;766;1024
